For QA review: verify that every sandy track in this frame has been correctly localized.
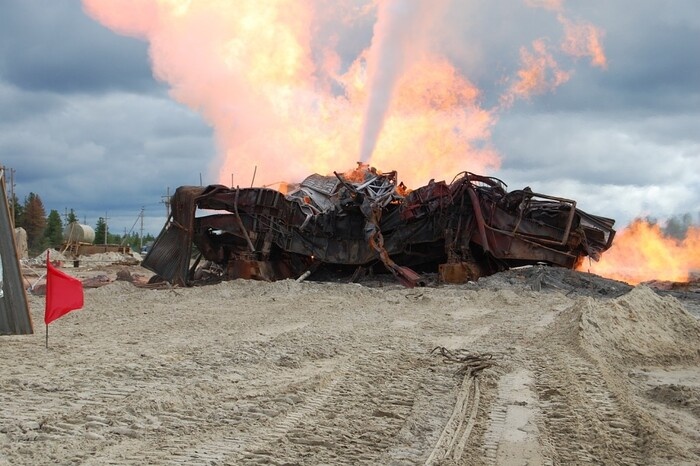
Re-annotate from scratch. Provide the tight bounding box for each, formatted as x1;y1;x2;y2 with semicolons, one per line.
1;272;699;465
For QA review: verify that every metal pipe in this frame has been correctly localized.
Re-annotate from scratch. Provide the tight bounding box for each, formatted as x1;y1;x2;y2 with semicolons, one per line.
250;165;257;188
559;202;577;246
233;187;256;253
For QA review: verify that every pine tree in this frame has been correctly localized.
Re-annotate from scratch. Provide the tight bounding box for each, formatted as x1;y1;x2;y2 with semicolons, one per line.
67;209;78;224
94;217;107;245
11;193;24;227
22;193;47;253
44;209;64;248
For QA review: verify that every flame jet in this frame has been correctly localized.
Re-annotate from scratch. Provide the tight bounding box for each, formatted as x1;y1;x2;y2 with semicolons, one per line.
359;0;448;163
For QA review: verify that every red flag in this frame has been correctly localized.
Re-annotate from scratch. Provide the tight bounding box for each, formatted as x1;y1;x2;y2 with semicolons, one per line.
45;252;84;325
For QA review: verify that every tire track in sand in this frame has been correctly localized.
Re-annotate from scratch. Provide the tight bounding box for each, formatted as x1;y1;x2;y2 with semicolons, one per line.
122;341;447;465
533;349;646;465
480;367;553;466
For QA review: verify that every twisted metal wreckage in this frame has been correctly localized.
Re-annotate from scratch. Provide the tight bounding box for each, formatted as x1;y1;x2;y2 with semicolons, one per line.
143;166;615;288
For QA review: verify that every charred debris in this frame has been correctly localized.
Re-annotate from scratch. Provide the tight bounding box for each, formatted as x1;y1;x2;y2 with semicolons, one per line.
142;165;615;288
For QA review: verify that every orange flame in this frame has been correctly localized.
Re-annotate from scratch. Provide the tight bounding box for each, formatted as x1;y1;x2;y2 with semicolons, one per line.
558;14;607;69
525;0;608;69
359;0;449;163
500;39;571;107
580;219;700;284
342;163;373;183
83;1;606;190
83;0;502;189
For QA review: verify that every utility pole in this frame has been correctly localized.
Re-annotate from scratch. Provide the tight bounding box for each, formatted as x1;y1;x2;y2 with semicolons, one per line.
104;211;110;246
139;207;144;251
161;187;171;218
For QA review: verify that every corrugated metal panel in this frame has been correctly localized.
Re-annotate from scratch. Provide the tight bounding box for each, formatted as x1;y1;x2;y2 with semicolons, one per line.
0;170;33;335
142;186;204;286
141;218;191;286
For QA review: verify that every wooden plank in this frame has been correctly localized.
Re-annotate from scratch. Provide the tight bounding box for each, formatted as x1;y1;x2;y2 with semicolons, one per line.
0;167;33;335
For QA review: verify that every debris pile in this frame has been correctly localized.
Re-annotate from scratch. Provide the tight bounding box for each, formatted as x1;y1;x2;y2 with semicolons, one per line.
475;264;633;299
143;166;616;288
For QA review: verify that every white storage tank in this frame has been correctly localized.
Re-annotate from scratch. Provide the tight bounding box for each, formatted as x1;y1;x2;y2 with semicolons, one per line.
63;222;95;244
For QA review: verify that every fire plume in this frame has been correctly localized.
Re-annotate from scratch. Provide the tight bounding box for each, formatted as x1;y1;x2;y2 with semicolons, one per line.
359;0;449;163
83;0;606;190
559;15;607;69
499;0;607;107
581;219;700;285
500;39;571;108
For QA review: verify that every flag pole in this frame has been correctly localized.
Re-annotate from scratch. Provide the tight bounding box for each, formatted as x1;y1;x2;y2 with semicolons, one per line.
44;250;85;341
46;251;49;349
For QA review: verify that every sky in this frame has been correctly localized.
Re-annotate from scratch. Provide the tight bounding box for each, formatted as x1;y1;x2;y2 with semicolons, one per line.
1;0;699;238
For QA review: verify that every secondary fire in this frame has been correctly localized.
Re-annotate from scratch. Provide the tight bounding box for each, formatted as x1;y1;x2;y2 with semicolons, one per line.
580;220;700;285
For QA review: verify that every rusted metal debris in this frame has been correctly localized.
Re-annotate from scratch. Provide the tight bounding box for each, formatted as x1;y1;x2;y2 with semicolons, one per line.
143;166;615;288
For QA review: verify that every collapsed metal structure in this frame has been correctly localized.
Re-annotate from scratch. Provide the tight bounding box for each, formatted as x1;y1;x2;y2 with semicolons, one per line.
143;166;615;287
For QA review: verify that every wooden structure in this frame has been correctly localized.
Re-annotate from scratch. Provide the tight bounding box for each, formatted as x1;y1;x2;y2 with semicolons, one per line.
0;165;33;335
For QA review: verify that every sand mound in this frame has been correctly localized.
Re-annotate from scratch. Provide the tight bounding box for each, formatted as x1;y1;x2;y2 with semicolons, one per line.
77;251;140;266
25;248;68;265
560;286;700;366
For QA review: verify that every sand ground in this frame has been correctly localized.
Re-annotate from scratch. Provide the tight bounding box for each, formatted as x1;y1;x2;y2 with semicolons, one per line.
1;264;699;465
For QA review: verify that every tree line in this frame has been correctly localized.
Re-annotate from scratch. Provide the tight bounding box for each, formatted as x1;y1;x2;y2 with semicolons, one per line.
12;192;155;256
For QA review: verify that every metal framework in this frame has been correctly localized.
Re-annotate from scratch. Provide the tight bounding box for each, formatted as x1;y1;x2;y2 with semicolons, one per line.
143;166;615;288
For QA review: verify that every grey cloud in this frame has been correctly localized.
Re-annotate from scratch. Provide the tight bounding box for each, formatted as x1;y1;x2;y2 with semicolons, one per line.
2;91;215;231
494;113;700;182
0;0;156;95
0;83;65;123
533;1;700;114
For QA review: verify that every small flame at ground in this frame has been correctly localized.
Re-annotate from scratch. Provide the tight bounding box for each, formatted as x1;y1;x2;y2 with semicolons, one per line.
580;219;700;285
